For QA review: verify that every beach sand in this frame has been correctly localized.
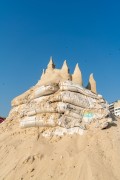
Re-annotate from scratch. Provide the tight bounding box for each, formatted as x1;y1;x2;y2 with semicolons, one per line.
0;117;120;180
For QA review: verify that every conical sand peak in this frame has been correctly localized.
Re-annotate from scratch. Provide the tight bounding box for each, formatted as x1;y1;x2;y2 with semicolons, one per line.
61;60;69;73
40;69;45;79
90;73;94;79
73;63;81;74
86;73;97;94
72;63;83;86
47;56;55;70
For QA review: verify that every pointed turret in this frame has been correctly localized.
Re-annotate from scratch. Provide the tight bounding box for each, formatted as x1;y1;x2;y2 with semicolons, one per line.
47;56;55;70
72;63;83;86
86;73;97;94
61;60;69;73
40;69;45;79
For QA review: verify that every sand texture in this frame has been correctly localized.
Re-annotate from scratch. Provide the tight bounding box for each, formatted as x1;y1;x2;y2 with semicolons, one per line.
0;117;120;180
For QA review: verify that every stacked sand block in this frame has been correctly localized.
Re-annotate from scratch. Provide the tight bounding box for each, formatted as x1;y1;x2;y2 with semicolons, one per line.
7;57;112;136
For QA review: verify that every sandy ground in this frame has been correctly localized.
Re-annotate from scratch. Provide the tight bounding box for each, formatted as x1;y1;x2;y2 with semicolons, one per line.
0;118;120;180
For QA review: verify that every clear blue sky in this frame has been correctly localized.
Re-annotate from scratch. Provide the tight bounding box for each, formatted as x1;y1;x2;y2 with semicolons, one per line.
0;0;120;116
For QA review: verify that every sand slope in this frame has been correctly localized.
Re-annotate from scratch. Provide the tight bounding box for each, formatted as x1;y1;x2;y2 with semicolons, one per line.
0;118;120;180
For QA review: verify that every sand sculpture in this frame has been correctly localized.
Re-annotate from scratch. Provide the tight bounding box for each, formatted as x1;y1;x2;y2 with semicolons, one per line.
7;57;112;136
86;73;97;94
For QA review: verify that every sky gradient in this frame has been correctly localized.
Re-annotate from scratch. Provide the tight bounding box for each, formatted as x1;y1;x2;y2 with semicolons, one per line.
0;0;120;116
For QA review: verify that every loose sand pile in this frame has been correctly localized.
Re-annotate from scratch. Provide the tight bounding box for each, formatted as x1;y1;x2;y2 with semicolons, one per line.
0;117;120;180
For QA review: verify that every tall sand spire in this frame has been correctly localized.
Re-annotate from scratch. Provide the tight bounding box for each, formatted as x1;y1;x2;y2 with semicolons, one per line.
86;73;97;94
47;56;55;70
40;69;45;79
72;63;83;86
61;60;69;73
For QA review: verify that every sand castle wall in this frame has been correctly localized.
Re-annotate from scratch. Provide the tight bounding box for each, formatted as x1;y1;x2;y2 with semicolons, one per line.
7;58;112;136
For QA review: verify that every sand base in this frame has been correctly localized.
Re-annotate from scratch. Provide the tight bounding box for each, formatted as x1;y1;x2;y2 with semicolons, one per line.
0;118;120;180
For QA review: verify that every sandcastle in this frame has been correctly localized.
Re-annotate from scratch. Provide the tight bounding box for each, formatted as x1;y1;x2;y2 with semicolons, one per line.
7;57;112;136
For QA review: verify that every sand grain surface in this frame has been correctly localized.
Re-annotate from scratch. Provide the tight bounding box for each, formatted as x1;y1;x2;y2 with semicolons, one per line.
0;118;120;180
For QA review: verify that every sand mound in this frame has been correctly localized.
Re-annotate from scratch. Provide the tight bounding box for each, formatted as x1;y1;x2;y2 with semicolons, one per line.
7;59;112;134
1;59;119;180
0;117;120;180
